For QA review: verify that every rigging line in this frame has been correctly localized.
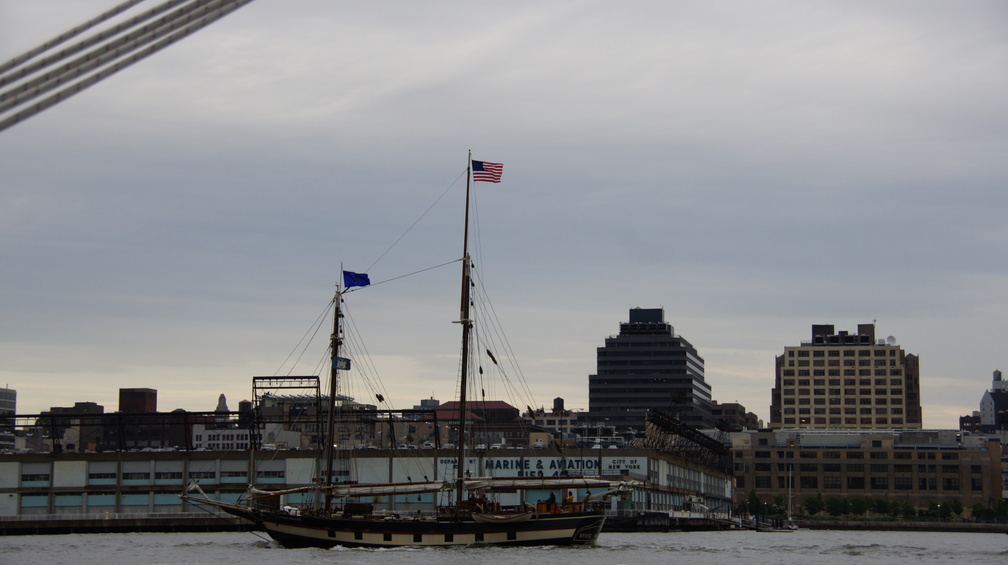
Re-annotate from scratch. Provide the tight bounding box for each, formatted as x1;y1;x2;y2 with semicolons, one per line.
363;167;468;274
276;298;333;378
471;298;533;416
343;259;461;293
0;0;149;76
0;0;197;90
273;297;331;377
470;270;536;403
340;301;395;409
339;327;385;408
0;0;255;134
1;0;232;105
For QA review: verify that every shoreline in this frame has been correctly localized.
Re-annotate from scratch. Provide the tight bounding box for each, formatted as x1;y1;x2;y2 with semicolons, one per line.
2;514;1005;536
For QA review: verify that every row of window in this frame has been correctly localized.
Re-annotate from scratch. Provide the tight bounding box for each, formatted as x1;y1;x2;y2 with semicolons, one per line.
744;475;981;492
783;369;902;377
749;450;959;460
783;378;904;387
750;462;976;474
20;470;284;485
790;359;899;368
782;408;904;416
782;388;904;398
782;394;903;402
781;417;905;426
790;349;897;357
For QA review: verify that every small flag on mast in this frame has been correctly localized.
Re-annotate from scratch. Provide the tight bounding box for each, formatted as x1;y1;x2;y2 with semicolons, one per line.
472;160;503;183
343;271;370;288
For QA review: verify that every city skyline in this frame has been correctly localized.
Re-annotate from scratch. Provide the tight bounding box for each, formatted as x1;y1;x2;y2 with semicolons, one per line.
2;2;1007;427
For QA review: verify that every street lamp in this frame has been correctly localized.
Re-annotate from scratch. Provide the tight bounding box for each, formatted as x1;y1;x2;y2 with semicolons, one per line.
937;503;941;523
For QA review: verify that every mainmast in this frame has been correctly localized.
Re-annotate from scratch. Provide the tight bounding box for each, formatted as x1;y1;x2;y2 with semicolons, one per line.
454;151;474;510
323;286;343;513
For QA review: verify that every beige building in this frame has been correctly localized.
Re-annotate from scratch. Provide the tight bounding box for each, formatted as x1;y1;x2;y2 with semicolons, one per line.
770;323;922;430
731;429;1002;516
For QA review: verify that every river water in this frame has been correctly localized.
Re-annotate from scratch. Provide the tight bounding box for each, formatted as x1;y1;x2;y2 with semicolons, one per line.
3;529;1006;565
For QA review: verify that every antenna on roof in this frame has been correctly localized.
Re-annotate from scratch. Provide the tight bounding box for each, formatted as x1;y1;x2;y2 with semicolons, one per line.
886;336;896;345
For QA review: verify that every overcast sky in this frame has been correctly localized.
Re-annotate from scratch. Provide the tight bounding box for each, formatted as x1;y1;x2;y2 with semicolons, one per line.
2;1;1006;428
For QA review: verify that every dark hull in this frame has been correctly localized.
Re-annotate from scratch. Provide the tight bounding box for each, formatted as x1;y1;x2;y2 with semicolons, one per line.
260;511;605;548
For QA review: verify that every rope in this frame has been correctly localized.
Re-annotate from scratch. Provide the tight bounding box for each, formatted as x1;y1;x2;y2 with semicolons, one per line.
0;0;257;133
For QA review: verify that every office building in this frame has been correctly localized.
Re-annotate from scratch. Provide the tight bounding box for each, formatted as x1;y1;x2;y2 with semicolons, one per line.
770;323;922;430
731;429;1001;517
588;307;714;430
0;387;16;452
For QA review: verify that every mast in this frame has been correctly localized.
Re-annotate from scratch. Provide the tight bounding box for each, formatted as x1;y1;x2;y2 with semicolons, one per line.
323;286;343;513
787;464;793;521
454;151;474;509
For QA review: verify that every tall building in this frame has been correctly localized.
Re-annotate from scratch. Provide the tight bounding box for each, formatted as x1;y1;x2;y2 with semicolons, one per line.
588;307;714;430
978;369;1008;431
770;323;922;430
119;388;157;413
0;387;15;452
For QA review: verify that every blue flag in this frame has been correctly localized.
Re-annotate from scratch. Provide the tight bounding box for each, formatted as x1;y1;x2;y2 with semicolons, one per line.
343;271;370;288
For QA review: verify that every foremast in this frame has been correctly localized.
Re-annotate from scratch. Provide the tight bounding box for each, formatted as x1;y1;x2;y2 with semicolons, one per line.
322;285;343;513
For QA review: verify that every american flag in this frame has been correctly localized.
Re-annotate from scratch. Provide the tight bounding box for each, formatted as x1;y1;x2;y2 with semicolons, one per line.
472;160;503;183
